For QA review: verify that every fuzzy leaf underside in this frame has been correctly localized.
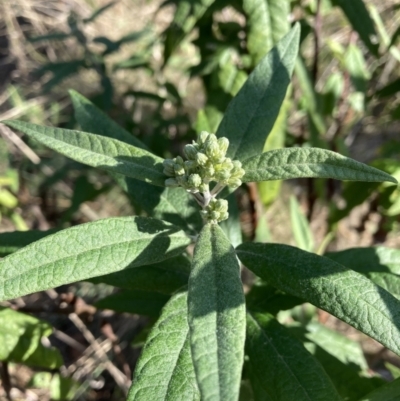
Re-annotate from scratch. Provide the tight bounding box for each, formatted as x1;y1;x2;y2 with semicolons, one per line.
236;243;400;356
0;217;189;301
188;224;246;401
246;312;342;401
216;24;300;162
242;147;397;184
1;120;165;187
127;291;200;400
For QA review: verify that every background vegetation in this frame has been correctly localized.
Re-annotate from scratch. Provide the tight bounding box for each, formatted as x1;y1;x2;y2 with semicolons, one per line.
0;0;399;399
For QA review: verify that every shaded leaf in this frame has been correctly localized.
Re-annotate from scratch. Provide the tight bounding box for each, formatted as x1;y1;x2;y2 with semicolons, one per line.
89;254;190;295
358;378;400;401
188;223;245;401
246;312;341;401
290;196;314;252
95;289;170;316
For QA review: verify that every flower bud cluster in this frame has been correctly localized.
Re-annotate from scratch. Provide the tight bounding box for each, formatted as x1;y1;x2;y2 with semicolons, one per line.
163;132;245;194
200;199;229;224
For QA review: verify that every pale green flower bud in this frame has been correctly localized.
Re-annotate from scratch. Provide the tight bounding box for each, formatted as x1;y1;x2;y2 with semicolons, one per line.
219;211;229;221
217;137;229;156
184;160;197;171
199;183;209;193
196;152;208;166
204;164;215;177
215;169;231;181
210;211;220;221
188;174;202;188
163;159;175;176
198;131;209;145
231;167;245;179
165;178;179;187
220;158;234;172
215;199;228;213
175;156;184;165
204;140;220;161
228;178;242;188
184;144;198;160
174;164;185;176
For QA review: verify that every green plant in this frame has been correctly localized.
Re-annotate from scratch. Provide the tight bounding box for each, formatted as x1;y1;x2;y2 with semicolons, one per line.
1;25;400;400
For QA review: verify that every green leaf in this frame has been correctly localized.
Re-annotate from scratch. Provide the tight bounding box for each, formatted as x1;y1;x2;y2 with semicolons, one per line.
326;247;400;298
219;193;242;248
127;291;200;400
246;312;342;401
236;243;400;356
1;120;165;187
89;254;190;295
242;147;398;184
95;289;170;316
188;223;246;401
70;92;201;233
246;283;304;315
0;217;190;301
332;0;379;56
0;229;58;257
290;196;314;252
0;307;62;368
243;0;290;66
358;378;400;401
216;24;300;162
30;372;79;401
344;44;370;94
69;89;146;149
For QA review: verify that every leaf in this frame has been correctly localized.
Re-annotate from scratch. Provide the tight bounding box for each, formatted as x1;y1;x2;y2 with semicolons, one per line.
246;283;304;315
242;147;398;184
290;196;314;252
246;312;342;401
70;92;202;233
1;120;165;187
216;24;300;162
0;216;190;301
358;378;400;401
188;223;246;401
243;0;290;66
95;289;170;316
236;243;400;356
89;254;190;295
69;89;146;149
219;193;242;248
0;307;62;369
344;44;370;94
376;77;400;99
332;0;379;56
0;229;59;257
127;291;200;400
326;247;400;298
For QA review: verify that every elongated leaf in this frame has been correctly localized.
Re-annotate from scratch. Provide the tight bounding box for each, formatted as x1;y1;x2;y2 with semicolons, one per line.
246;312;341;401
127;291;200;400
243;0;290;66
246;283;303;315
216;24;300;162
290;196;314;252
188;223;245;401
358;378;400;401
89;254;190;294
95;289;170;316
288;324;384;401
69;89;146;149
332;0;379;56
1;120;165;187
326;247;400;299
325;247;400;275
70;92;202;234
0;229;58;257
0;217;190;301
236;243;400;356
242;147;397;184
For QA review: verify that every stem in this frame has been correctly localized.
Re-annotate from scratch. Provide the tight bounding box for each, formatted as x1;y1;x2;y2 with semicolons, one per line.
210;183;226;197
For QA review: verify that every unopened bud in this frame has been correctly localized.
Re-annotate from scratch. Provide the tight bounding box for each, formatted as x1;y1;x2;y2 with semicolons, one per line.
184;144;198;160
198;131;209;144
163;159;175;176
228;178;242;188
196;152;208;166
188;174;202;188
217;137;229;155
174;164;185;176
184;160;197;171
